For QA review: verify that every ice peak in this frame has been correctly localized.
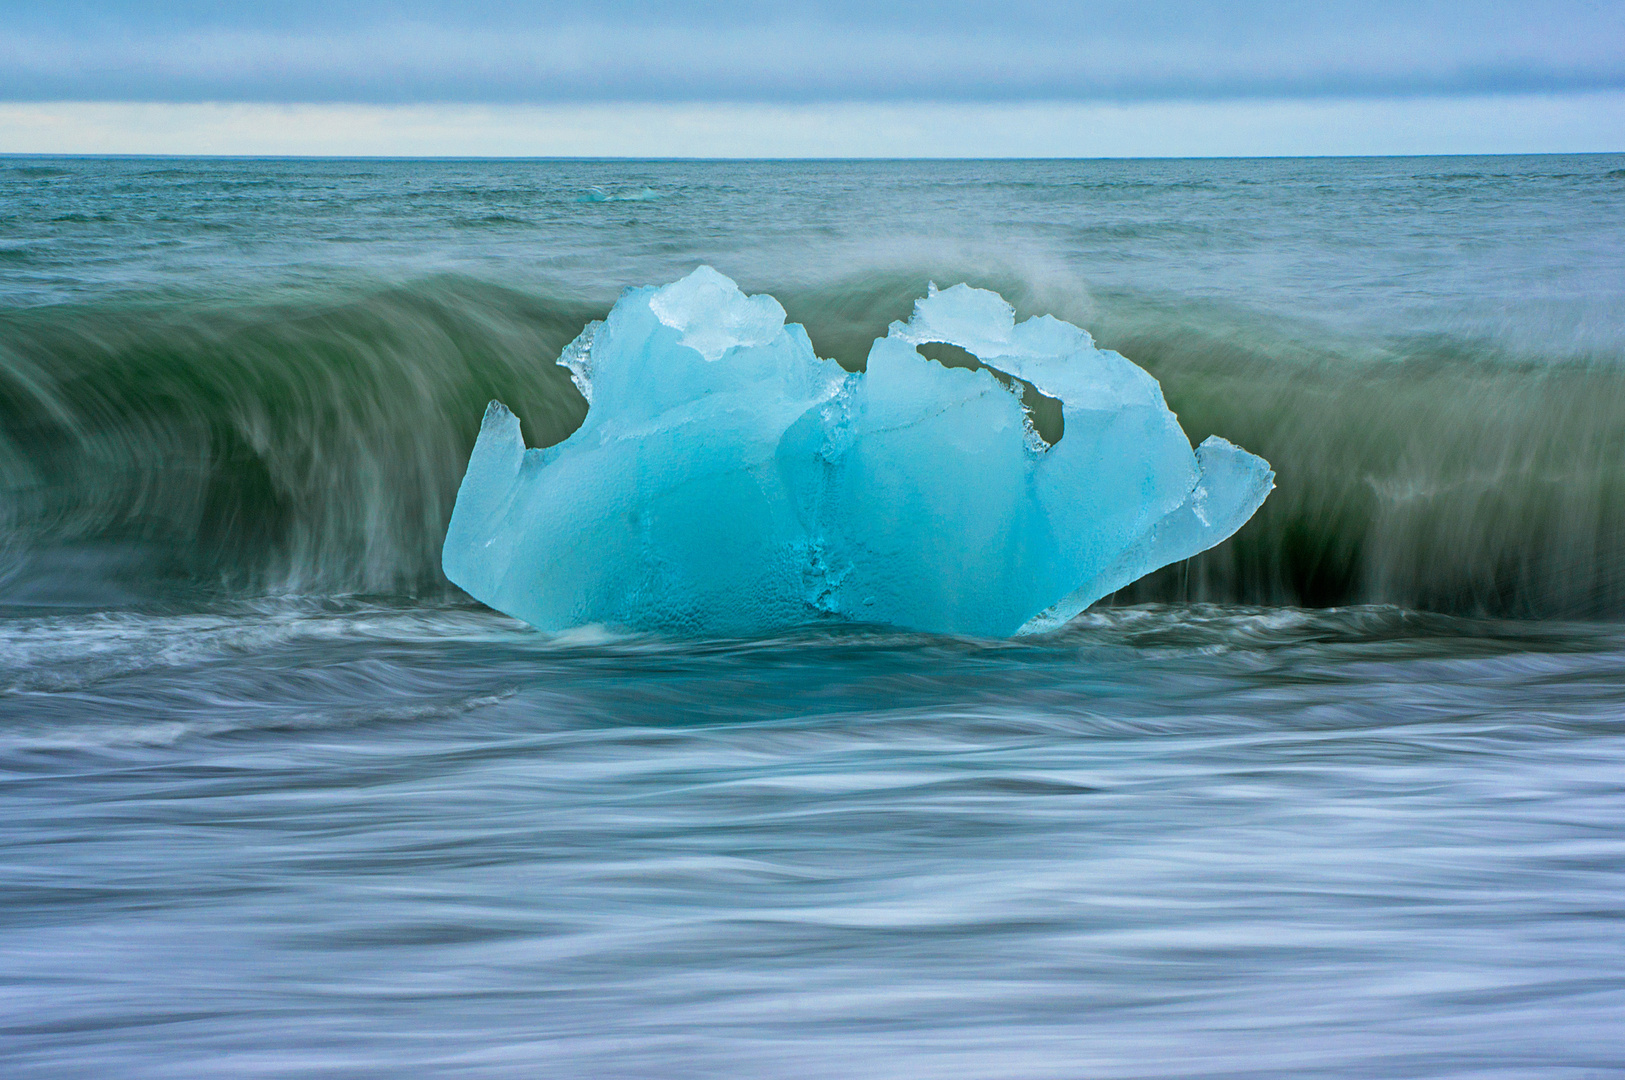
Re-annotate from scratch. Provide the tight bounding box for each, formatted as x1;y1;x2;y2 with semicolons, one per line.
648;265;787;362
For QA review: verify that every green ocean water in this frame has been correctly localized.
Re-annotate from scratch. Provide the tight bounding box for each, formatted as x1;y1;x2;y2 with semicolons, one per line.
2;155;1624;1078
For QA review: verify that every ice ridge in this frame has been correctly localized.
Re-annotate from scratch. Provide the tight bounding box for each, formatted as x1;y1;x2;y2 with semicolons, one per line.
443;267;1274;637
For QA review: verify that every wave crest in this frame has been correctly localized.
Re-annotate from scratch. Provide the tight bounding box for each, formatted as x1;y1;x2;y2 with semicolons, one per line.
2;270;1622;619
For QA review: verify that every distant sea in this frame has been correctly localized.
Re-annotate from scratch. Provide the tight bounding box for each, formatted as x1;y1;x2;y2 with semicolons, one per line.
3;156;1624;1078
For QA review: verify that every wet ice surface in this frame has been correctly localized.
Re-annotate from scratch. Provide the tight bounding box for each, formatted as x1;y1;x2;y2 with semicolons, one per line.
2;601;1623;1078
445;269;1271;637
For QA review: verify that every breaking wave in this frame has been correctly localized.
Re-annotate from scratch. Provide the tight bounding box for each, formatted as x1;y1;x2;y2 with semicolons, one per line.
2;270;1622;618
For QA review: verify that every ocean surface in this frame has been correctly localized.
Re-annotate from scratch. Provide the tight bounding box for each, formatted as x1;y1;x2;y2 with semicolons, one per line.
3;155;1624;1077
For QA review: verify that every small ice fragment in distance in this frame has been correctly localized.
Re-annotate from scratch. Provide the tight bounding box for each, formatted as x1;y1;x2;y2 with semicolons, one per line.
576;186;660;203
444;267;1273;637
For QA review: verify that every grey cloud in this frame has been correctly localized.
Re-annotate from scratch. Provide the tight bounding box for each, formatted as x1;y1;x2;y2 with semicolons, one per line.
1;2;1621;102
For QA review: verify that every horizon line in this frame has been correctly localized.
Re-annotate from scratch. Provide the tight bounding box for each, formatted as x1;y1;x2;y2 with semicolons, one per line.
6;150;1623;162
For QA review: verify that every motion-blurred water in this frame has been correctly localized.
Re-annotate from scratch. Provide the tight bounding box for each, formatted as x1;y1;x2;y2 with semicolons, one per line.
2;155;1624;1077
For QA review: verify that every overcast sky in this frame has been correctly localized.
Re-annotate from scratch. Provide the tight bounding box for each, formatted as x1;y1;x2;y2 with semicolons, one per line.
5;0;1623;103
2;1;1621;154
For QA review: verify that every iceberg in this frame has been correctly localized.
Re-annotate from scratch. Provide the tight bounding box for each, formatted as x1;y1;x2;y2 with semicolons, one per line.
443;267;1273;637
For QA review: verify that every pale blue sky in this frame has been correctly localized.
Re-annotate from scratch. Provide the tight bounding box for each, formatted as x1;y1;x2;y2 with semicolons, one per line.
2;1;1621;154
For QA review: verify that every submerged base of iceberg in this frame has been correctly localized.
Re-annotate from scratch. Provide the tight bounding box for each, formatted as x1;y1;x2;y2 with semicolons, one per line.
444;268;1273;637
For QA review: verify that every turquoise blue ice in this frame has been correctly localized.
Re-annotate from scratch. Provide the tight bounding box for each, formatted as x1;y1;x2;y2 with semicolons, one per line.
443;268;1273;636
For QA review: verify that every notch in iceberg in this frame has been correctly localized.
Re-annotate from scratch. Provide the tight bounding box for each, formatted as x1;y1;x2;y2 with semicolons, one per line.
443;267;1273;637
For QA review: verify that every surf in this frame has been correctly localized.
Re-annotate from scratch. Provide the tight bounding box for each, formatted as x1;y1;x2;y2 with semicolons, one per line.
0;268;1621;619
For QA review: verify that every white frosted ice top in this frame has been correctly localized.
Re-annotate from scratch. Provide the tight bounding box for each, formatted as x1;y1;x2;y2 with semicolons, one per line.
648;265;788;362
